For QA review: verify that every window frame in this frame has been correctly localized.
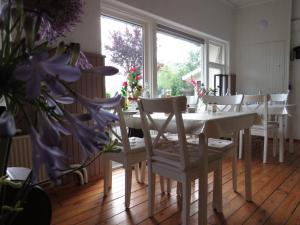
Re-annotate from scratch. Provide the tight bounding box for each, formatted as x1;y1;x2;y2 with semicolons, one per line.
101;0;229;97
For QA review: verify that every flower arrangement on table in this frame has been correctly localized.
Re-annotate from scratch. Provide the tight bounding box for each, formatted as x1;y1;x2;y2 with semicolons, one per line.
121;67;142;109
186;78;215;97
121;67;143;99
0;0;121;223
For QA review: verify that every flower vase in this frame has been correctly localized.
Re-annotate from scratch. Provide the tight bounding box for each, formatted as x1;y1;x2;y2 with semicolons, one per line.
127;96;138;111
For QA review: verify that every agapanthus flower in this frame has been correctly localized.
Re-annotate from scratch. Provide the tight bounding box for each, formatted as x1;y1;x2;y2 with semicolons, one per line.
13;53;81;99
90;66;119;76
63;112;109;159
23;0;84;42
75;51;93;70
30;127;68;181
0;111;16;137
77;94;121;132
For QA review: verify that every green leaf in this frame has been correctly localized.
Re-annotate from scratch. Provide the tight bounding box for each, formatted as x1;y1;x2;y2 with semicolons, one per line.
56;41;66;55
23;15;34;50
69;43;80;66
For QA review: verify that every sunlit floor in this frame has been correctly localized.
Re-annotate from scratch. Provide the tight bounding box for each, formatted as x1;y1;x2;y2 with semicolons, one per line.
49;140;300;225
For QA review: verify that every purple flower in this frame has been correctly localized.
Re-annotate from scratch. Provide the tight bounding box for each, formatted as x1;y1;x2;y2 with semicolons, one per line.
38;112;61;147
24;0;84;42
30;127;68;181
76;52;93;70
77;94;121;132
13;53;81;99
45;77;68;96
63;112;108;159
0;111;16;137
88;66;119;76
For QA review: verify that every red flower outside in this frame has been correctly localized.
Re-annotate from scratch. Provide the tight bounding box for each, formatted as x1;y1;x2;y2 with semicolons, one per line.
122;81;128;87
130;67;137;72
136;75;142;80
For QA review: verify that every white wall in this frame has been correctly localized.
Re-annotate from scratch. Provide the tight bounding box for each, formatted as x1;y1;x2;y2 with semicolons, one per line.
115;0;237;70
235;0;292;94
290;0;300;139
64;0;101;53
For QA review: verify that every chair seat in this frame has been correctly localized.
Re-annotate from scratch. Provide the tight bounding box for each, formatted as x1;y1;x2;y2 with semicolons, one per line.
152;141;222;169
115;137;145;154
208;138;234;151
251;123;278;131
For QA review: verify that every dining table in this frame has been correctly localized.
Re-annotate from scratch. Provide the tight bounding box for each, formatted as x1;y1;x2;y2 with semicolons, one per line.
124;110;261;201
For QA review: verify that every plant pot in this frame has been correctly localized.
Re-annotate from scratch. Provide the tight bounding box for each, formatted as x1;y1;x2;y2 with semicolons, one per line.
8;185;52;225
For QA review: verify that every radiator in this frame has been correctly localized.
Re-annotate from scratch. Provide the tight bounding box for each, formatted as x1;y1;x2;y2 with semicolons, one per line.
8;135;47;182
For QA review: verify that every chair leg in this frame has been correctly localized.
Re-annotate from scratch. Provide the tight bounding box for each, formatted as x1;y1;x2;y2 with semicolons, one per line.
160;176;165;193
239;130;243;159
272;132;278;157
104;159;111;196
198;173;208;225
134;164;139;183
148;169;156;217
263;131;268;163
177;182;182;196
125;164;132;209
167;179;171;195
182;178;191;225
213;161;223;213
232;148;237;192
140;161;146;184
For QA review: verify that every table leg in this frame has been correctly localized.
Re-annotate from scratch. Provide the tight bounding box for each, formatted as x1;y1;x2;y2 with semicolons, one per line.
279;116;284;163
244;128;252;201
288;115;294;153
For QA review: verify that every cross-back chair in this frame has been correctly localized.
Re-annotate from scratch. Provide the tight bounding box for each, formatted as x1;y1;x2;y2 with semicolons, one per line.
239;94;278;163
138;96;223;225
200;94;243;191
103;98;146;208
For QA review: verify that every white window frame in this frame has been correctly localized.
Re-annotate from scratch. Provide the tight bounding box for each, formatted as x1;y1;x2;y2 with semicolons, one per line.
101;0;229;97
207;41;228;89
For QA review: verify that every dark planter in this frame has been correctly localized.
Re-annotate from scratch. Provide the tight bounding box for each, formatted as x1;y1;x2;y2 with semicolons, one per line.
12;185;52;225
4;185;52;225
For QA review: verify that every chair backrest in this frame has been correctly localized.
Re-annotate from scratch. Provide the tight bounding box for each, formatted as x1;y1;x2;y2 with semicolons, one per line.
138;96;191;170
270;93;288;105
242;94;270;126
201;94;244;112
186;95;199;108
108;97;132;154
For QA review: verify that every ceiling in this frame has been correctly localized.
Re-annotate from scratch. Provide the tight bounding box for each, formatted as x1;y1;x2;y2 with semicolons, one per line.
225;0;273;7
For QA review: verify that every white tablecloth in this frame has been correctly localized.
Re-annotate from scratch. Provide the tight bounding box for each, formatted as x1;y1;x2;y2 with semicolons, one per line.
241;104;296;116
125;111;260;138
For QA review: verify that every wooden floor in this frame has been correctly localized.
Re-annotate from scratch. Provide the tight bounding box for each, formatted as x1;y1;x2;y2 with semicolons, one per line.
49;141;300;225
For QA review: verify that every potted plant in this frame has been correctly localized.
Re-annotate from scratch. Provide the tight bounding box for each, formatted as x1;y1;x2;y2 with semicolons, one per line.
0;0;120;224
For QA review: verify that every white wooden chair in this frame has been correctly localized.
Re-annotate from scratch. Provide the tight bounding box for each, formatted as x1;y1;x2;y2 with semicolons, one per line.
186;95;199;112
270;92;290;158
138;96;223;225
239;95;278;163
201;94;244;191
103;99;146;208
269;93;289;122
270;93;289;105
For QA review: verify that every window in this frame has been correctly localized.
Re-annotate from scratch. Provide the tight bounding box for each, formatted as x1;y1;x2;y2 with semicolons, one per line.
208;42;226;93
100;15;144;98
101;2;229;98
156;25;204;96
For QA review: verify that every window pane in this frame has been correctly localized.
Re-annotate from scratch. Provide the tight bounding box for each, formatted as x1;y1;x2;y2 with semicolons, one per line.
156;31;203;97
209;43;224;64
208;67;222;92
101;16;144;97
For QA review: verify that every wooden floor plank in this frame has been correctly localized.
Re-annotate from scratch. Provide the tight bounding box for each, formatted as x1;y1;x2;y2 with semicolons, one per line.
49;142;300;225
